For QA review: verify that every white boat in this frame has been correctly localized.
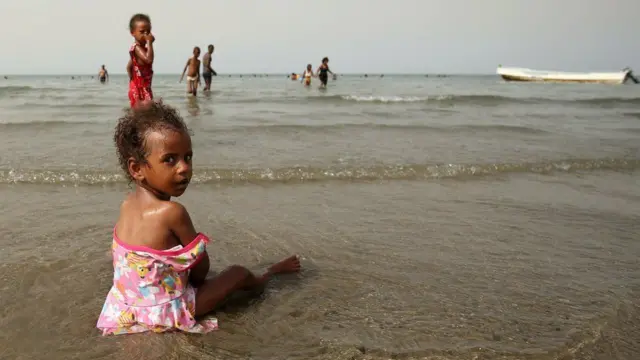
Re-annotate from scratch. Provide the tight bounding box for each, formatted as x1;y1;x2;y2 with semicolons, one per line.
496;66;638;84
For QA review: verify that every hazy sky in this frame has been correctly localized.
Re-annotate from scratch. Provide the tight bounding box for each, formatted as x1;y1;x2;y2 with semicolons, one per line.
0;0;638;74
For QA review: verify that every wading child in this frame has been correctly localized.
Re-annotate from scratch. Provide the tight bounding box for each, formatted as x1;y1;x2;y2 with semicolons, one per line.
96;101;301;335
301;64;314;86
202;44;217;92
127;13;155;108
316;57;335;88
180;47;202;96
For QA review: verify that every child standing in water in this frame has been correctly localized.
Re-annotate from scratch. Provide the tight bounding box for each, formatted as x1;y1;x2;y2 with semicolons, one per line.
301;64;314;86
126;13;155;108
202;44;216;92
180;47;202;96
316;57;335;88
98;65;109;84
96;101;301;335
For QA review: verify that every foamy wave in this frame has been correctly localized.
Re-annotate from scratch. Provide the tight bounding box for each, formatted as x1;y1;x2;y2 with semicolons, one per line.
0;158;637;186
341;95;445;103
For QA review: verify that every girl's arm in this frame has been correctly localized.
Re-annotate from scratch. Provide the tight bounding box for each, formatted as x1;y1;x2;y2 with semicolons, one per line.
126;59;133;80
189;252;209;288
133;37;154;65
166;202;210;287
179;59;189;82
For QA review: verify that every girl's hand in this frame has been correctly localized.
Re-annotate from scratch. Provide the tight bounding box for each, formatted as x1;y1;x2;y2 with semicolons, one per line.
145;33;155;43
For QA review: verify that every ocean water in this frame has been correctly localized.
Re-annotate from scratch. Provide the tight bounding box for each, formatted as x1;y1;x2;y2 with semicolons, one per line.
0;74;639;360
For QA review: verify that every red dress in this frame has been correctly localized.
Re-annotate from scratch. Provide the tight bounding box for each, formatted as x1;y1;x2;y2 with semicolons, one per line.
128;43;154;108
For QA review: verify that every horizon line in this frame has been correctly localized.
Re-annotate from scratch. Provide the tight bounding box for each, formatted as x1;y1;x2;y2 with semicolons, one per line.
2;72;497;76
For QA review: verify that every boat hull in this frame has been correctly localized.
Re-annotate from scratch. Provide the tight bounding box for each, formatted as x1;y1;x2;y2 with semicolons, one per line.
497;67;630;84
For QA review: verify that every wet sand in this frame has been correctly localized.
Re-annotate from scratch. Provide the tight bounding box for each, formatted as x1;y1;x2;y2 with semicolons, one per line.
1;170;639;359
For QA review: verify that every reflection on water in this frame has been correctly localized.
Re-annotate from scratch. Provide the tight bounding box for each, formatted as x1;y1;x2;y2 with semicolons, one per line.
186;95;200;117
184;93;216;117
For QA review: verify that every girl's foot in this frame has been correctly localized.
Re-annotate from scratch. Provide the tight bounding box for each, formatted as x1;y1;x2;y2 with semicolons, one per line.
268;255;301;274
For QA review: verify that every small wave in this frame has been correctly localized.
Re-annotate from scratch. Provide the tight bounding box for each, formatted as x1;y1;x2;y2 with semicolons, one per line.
14;102;115;110
0;120;99;129
341;95;432;103
0;120;548;134
0;85;34;95
341;94;640;107
0;86;68;97
338;94;525;105
574;97;640;106
622;112;640;120
227;94;508;105
200;123;549;135
231;94;640;107
615;127;640;134
450;124;549;134
1;158;636;186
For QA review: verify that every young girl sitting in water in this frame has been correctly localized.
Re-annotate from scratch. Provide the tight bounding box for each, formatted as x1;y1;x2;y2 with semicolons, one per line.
96;101;301;335
126;13;155;108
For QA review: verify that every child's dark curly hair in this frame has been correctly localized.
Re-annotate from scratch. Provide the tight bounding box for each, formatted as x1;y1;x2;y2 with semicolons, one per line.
114;101;190;181
129;13;151;32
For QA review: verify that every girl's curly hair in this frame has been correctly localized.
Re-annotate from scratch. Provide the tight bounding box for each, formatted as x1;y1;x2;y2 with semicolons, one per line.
129;13;151;32
114;101;190;181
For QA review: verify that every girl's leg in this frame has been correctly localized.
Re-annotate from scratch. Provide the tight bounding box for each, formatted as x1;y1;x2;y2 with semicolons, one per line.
194;255;300;316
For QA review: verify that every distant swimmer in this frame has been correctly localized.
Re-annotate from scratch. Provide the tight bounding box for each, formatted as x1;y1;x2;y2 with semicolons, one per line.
126;13;155;108
316;57;335;88
202;44;217;92
301;64;314;86
98;65;109;83
180;46;201;96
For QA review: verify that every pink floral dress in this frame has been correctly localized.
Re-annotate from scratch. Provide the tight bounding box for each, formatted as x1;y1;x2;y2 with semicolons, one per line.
96;229;219;335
